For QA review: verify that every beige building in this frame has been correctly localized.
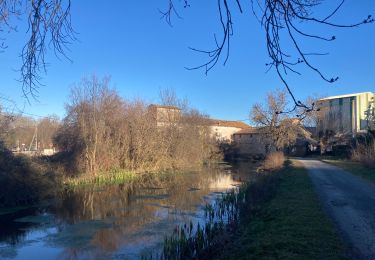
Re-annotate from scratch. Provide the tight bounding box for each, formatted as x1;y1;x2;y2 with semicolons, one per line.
317;92;375;135
148;105;250;142
207;119;250;142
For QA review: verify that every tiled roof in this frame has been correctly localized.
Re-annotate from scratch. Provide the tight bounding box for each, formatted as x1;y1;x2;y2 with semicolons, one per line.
233;127;260;135
208;119;250;129
148;104;181;110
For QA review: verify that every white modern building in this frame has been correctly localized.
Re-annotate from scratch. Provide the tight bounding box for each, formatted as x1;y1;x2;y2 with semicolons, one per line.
317;92;375;135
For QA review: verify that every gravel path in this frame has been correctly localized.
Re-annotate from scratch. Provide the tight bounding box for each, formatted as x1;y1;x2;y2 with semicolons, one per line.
299;159;375;259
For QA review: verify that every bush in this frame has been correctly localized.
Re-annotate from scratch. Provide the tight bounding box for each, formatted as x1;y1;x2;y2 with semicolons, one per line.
0;141;56;207
54;76;220;176
351;141;375;168
262;151;285;171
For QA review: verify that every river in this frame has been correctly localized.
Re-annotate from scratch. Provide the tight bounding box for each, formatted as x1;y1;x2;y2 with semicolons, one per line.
0;162;257;259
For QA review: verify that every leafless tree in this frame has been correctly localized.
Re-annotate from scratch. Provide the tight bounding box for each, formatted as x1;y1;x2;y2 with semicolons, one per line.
36;115;59;149
163;0;373;112
250;89;308;150
54;76;219;176
0;105;14;141
0;0;74;99
297;95;323;127
365;96;375;132
1;1;372;105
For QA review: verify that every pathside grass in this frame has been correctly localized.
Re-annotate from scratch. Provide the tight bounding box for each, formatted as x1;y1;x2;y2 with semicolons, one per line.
323;159;375;184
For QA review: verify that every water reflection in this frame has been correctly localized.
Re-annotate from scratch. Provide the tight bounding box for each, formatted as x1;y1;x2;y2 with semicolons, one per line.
0;162;257;259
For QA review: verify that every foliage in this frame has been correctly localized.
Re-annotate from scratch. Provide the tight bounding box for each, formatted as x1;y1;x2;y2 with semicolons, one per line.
0;141;56;207
63;169;137;188
0;111;59;152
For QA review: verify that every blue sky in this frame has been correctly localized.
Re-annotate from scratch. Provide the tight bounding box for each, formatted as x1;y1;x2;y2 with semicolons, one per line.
0;1;374;123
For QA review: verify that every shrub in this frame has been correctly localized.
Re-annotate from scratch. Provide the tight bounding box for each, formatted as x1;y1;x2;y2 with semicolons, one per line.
0;141;56;207
351;141;375;168
54;76;219;176
262;151;285;171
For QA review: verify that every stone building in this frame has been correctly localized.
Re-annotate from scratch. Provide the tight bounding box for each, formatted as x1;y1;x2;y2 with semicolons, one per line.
148;104;181;127
232;127;269;157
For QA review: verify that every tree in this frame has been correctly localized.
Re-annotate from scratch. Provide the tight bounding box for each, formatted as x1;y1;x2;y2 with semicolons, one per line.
365;96;375;132
0;0;74;99
163;0;373;112
250;89;308;150
0;0;373;108
54;75;218;175
37;115;60;150
297;95;323;128
0;105;13;141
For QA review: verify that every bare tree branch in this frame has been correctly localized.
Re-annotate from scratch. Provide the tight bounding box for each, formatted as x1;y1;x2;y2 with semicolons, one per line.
162;0;374;114
0;0;75;100
20;0;75;101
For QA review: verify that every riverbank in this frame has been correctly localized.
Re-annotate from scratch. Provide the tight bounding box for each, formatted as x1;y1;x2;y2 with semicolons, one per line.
160;160;345;259
0;139;215;207
0;144;56;208
221;160;345;259
0;162;253;259
323;159;375;184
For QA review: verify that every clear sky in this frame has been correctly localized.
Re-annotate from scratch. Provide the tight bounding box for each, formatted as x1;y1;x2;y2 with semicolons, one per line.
0;1;374;123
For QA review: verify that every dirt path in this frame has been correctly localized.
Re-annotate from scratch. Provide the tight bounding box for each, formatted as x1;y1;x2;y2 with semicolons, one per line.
299;159;375;259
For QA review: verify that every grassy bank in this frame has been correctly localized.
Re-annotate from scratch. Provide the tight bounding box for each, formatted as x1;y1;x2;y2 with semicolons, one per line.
63;169;138;188
323;159;375;184
222;160;344;259
159;161;345;259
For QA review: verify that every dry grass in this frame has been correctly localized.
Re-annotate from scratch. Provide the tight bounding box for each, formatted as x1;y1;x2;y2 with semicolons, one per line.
262;151;285;171
351;141;375;168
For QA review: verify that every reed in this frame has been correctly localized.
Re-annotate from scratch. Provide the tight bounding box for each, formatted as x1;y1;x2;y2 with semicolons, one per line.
63;169;138;188
156;170;279;259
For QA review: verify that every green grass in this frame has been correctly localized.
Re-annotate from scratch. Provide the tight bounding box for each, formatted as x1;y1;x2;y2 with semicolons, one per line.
62;168;187;189
323;159;375;184
218;161;345;259
63;169;138;189
157;161;345;259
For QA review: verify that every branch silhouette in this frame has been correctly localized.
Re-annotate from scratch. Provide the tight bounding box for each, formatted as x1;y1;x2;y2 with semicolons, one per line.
162;0;374;114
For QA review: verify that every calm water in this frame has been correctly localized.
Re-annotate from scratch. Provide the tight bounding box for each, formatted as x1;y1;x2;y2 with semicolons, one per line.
0;162;256;259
